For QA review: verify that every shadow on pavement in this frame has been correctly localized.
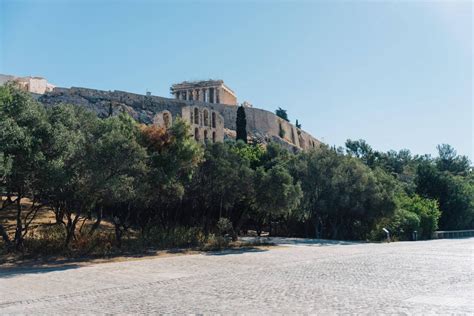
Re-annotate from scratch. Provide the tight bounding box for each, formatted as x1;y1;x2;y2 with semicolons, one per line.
204;247;268;256
240;237;362;247
0;263;82;278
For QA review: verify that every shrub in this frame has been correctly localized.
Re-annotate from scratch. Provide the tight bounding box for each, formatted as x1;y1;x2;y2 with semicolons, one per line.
141;226;205;249
217;217;233;236
389;209;421;240
71;231;115;256
201;233;230;251
397;194;441;239
278;123;285;138
23;224;66;256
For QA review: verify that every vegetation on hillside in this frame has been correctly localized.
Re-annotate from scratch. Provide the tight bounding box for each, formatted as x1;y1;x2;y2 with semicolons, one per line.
236;105;247;143
275;107;289;122
1;85;472;258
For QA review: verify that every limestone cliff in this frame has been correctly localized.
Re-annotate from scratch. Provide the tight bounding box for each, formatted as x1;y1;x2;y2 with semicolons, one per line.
38;87;321;151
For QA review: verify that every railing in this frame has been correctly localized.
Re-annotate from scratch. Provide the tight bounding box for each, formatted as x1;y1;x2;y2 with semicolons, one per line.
432;230;474;239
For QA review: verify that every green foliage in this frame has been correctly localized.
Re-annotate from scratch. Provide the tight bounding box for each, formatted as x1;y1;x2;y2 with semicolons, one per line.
386;194;441;240
346;138;473;232
254;164;302;221
401;195;440;239
291;146;397;239
217;217;233;236
141;226;205;249
1;86;472;257
236;105;247;143
436;144;470;175
187;142;254;232
295;119;301;129
390;209;420;240
275;107;289;122
230;141;265;169
416;163;473;230
278;123;285;138
0;84;50;248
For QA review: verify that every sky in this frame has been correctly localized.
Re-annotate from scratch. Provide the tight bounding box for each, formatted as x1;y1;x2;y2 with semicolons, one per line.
1;0;472;160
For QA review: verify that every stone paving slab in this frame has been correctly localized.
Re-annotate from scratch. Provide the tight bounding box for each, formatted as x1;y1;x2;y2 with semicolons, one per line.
0;238;473;314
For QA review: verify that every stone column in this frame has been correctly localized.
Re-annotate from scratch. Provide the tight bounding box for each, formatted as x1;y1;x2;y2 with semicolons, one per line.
215;87;220;104
188;90;192;101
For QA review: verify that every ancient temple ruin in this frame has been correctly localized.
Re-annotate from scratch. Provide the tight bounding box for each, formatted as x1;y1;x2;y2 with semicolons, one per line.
170;80;237;106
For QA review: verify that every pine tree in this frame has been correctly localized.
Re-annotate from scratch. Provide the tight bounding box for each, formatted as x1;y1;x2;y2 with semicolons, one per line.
295;119;301;129
236;105;247;143
275;107;289;122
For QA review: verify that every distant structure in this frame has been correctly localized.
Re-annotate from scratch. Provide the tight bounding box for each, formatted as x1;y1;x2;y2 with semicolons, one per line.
0;74;55;94
154;106;224;143
241;101;253;108
1;74;321;151
170;80;237;106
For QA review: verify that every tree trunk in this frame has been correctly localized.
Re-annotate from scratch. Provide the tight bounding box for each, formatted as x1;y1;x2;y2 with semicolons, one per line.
114;220;123;249
88;207;103;235
14;197;23;249
268;215;272;236
0;223;12;250
64;213;80;248
329;218;340;240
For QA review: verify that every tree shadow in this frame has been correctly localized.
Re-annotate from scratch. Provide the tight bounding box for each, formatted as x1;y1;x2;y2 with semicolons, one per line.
0;263;82;279
240;237;362;247
204;247;269;256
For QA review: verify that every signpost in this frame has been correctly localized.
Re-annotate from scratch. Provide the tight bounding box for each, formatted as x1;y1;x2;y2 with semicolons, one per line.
382;228;390;243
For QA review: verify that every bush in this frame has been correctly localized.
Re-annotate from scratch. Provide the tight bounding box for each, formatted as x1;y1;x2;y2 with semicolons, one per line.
278;123;285;138
201;233;230;251
389;209;420;240
217;217;233;236
71;231;115;256
23;224;66;256
398;194;441;239
141;226;205;249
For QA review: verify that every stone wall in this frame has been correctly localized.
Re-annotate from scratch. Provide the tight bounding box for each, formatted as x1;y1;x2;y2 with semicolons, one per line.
218;87;237;106
38;87;320;150
0;74;55;94
178;106;224;143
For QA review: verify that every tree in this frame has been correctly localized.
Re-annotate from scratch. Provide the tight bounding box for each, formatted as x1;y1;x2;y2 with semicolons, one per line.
84;113;148;247
136;118;203;238
295;119;301;129
345;139;377;168
290;145;397;239
0;84;50;249
388;194;441;240
416;162;473;230
185;142;253;233
230;140;265;170
38;106;148;248
275;107;289;122
436;144;470;175
236;105;247;143
253;164;302;235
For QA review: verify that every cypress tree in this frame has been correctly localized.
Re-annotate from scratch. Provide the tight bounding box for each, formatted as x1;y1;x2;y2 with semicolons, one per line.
236;105;247;143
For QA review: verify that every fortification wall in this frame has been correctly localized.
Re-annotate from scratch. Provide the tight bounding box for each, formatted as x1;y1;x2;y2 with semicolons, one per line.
38;87;321;150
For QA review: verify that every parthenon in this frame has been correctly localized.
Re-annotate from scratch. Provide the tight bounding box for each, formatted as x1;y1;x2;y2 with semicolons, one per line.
170;80;237;106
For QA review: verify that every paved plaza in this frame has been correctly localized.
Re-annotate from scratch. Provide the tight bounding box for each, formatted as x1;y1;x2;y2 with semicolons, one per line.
0;238;473;314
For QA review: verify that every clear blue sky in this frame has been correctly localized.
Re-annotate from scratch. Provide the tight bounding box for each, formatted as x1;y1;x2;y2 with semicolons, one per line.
1;0;472;160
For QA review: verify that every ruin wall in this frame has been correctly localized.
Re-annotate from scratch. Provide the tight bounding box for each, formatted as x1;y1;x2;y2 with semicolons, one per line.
38;87;321;150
